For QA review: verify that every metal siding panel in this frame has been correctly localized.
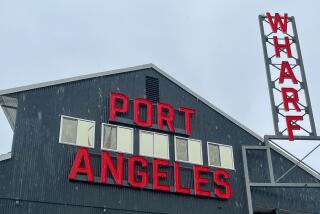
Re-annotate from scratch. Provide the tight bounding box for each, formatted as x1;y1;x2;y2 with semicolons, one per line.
270;149;320;183
246;150;271;183
0;68;318;214
0;69;254;213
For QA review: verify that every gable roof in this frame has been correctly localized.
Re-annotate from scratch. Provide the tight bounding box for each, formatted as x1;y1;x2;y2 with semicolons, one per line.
0;63;319;180
0;63;263;141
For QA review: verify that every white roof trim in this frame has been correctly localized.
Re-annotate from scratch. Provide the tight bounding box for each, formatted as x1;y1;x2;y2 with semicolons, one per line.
0;63;264;142
267;141;320;180
0;152;12;162
0;64;153;96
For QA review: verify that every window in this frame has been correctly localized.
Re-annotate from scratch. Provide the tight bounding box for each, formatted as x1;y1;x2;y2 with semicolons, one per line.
59;115;95;148
175;136;202;165
208;143;220;166
101;124;133;154
207;142;234;170
0;96;17;157
139;131;169;159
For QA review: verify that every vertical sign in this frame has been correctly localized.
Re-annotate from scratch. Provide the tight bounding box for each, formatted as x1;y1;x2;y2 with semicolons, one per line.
259;13;317;141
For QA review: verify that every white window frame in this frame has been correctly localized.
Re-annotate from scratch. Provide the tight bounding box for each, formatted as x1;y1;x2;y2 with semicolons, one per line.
59;115;96;148
139;130;169;160
101;123;134;154
174;136;203;165
207;142;235;170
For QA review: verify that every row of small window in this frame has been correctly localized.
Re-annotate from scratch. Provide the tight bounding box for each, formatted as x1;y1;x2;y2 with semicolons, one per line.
59;115;235;170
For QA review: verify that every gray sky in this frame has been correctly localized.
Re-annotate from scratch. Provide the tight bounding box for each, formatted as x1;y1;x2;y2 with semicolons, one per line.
0;0;319;171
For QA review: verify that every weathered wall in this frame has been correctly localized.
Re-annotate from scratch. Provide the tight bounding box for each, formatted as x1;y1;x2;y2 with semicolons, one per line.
0;67;319;213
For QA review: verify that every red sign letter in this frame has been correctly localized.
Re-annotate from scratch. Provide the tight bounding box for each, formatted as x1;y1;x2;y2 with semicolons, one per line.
174;162;191;194
69;148;94;182
282;88;301;112
179;107;196;135
128;156;148;188
286;116;303;141
266;12;288;33
273;36;292;58
279;61;298;84
157;102;175;132
153;159;170;192
134;98;153;127
101;151;124;185
214;169;232;200
194;165;211;197
109;92;129;121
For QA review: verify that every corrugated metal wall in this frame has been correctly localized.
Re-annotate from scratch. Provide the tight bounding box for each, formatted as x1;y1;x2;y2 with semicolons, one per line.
0;68;319;213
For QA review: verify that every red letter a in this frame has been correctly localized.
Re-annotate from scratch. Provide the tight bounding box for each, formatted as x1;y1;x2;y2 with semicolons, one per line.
279;61;298;84
69;148;94;182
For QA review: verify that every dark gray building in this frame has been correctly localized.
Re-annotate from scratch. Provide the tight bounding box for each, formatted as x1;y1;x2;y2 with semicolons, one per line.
0;64;319;214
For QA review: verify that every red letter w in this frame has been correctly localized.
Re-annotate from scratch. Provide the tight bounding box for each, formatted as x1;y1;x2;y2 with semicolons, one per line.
266;12;288;33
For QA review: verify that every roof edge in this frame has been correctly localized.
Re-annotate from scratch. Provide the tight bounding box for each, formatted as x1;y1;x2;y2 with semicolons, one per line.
267;141;320;181
0;152;12;162
0;63;263;142
0;64;154;96
150;64;264;142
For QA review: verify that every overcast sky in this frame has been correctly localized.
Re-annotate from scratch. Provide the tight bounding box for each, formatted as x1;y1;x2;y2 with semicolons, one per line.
0;0;319;172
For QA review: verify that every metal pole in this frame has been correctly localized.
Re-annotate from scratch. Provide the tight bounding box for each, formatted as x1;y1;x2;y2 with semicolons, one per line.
291;16;317;136
242;146;253;214
259;15;280;135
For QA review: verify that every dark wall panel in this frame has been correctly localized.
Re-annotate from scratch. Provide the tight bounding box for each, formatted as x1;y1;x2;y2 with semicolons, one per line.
271;150;320;183
251;149;320;213
252;187;320;214
247;149;271;183
0;67;319;213
0;199;159;214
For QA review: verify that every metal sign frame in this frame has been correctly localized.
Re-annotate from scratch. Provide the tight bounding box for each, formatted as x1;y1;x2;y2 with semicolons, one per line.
242;143;320;214
259;14;317;138
248;13;320;214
